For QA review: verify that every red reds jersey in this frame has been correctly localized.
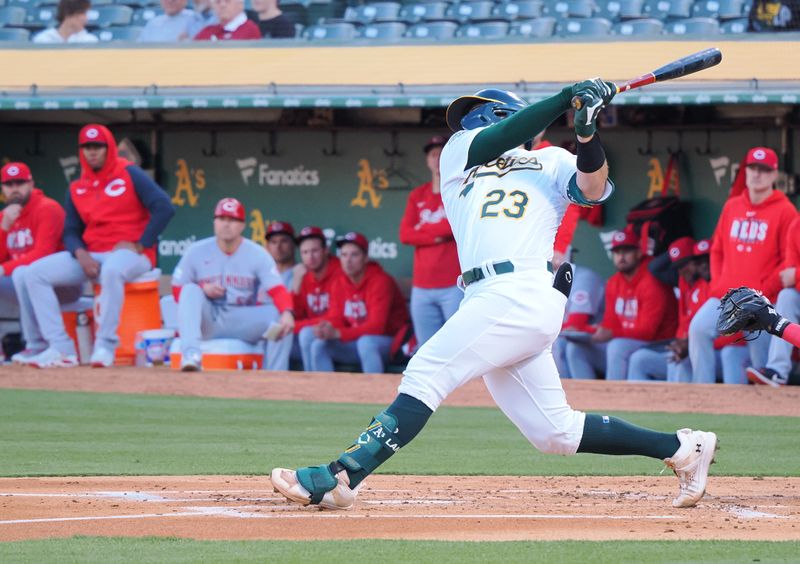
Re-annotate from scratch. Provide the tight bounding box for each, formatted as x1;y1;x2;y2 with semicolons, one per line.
294;256;342;331
326;262;409;342
601;257;678;341
399;181;461;288
0;188;65;274
194;14;261;40
709;189;796;300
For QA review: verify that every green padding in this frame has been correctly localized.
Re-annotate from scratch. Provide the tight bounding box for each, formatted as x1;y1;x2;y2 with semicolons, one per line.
296;464;337;504
566;173;614;206
338;410;399;474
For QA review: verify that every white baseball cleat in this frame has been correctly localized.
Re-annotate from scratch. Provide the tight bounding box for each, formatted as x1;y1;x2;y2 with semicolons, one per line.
29;348;79;369
271;467;360;510
90;346;115;368
664;428;718;508
11;348;46;365
180;349;202;372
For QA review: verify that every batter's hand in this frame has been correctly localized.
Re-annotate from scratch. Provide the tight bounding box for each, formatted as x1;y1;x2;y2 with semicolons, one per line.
573;78;616;107
277;310;295;338
1;204;22;230
75;248;100;279
202;282;226;300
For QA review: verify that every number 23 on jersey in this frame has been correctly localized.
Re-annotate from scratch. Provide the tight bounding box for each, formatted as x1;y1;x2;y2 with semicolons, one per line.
480;189;529;219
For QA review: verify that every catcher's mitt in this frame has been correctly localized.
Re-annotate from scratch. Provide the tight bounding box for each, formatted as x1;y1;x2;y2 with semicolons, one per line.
716;286;788;337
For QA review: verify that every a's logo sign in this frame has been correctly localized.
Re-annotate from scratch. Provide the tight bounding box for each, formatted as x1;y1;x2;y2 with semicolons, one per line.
104;178;126;197
351;159;388;209
6;165;19;176
85;128;99;139
172;159;206;207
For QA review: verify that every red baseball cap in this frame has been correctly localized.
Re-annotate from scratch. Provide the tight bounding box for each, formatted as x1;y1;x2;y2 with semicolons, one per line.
297;225;326;245
78;124;109;146
745;147;778;170
214;197;245;221
668;236;696;265
610;228;639;251
336;231;369;254
423;135;448;154
265;221;295;240
1;162;32;183
693;239;711;256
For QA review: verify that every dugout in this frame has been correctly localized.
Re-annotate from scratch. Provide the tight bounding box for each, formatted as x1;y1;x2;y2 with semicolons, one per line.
0;38;798;282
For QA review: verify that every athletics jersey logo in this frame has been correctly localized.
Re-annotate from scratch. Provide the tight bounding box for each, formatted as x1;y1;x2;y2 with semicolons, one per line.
460;155;542;197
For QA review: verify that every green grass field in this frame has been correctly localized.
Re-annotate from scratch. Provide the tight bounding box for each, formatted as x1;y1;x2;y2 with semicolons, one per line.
0;388;798;562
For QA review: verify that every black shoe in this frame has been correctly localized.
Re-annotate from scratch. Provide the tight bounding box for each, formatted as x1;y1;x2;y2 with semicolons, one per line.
746;367;788;387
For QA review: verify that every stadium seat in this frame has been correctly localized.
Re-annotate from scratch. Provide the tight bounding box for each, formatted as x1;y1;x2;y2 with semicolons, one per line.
455;20;509;37
304;0;347;27
597;0;645;20
0;26;29;39
131;7;159;26
303;21;358;40
719;16;748;32
358;21;407;39
544;0;570;17
508;16;555;36
405;20;458;39
612;17;663;35
98;25;143;41
565;0;596;18
492;0;545;20
557;16;612;36
0;6;26;26
716;0;746;19
26;4;56;28
445;1;495;22
344;2;401;24
665;16;719;33
87;6;134;28
642;0;693;18
398;1;448;23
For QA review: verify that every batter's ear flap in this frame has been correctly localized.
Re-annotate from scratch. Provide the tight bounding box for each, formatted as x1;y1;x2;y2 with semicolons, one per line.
553;262;573;299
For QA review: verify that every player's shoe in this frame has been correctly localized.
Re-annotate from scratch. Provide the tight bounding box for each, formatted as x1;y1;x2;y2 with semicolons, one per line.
271;465;360;510
746;367;788;387
180;349;202;372
90;346;115;368
29;347;79;369
11;348;46;365
664;428;718;508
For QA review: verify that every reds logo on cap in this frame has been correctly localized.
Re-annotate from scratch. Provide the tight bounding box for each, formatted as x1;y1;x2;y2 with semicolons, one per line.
214;197;245;221
745;146;778;170
694;239;710;256
86;128;99;139
669;247;680;258
1;162;32;183
753;149;765;160
7;166;19;175
613;232;625;242
336;231;369;253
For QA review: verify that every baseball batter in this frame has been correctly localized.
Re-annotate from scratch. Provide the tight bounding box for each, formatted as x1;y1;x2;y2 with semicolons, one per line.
171;198;294;371
272;80;718;510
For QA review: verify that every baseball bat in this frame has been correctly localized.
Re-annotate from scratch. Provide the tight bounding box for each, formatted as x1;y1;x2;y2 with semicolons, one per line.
571;47;723;110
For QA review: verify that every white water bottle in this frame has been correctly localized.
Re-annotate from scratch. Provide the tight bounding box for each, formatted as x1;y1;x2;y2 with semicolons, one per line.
76;312;93;365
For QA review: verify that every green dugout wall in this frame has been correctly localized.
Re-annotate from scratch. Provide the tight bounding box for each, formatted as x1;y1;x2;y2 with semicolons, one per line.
0;125;795;281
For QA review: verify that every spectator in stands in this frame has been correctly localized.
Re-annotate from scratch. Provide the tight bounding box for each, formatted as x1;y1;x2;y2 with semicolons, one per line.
248;0;295;38
14;124;175;368
747;215;800;386
0;163;66;349
292;226;342;369
688;147;796;383
265;221;296;288
138;0;205;42
194;0;261;40
552;249;605;378
399;135;462;347
33;0;98;44
565;228;678;380
193;0;218;27
171;198;294;371
749;0;800;31
304;231;409;373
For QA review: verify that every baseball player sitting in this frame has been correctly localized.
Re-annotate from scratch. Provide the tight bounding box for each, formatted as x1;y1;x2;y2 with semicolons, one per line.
265;221;297;289
688;147;796;383
300;231;408;374
566;228;678;380
551;249;605;378
272;80;718;511
1;162;66;348
288;226;342;370
171;198;295;372
15;125;175;368
746;215;800;387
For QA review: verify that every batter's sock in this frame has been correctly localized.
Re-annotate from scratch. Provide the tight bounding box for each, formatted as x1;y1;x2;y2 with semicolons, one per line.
335;393;433;489
577;414;681;460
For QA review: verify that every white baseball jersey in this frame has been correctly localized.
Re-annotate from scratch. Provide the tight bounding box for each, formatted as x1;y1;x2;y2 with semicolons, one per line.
439;128;613;270
172;237;284;306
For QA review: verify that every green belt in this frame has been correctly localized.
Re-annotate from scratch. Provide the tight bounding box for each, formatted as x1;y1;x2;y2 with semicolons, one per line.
461;260;553;287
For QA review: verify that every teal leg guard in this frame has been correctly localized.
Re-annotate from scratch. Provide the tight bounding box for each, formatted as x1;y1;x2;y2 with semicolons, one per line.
296;464;338;504
337;410;400;487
